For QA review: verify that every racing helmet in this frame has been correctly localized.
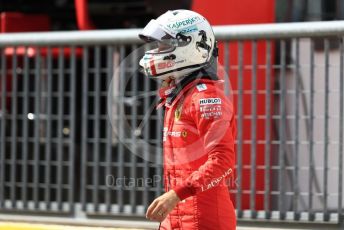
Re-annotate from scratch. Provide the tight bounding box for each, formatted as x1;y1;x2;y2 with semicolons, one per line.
139;10;217;80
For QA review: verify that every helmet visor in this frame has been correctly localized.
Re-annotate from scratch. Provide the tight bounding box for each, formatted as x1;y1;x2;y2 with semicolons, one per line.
145;40;176;54
139;19;173;42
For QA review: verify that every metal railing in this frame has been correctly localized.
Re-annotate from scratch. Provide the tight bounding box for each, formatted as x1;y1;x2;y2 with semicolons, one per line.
0;20;343;226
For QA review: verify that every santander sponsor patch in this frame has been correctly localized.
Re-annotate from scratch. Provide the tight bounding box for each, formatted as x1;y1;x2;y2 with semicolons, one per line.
157;61;175;69
199;98;222;105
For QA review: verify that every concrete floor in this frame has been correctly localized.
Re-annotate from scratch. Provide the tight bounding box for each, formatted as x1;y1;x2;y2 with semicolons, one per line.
0;222;338;230
0;215;342;230
0;222;308;230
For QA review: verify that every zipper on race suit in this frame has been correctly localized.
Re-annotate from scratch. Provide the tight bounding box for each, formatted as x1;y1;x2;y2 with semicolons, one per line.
167;171;171;191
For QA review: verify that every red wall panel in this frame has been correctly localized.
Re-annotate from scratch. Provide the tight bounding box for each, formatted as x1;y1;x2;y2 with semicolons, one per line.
1;12;50;33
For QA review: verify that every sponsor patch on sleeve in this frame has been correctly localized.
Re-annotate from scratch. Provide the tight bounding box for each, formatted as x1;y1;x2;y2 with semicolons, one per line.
199;98;222;105
196;83;207;92
200;105;223;119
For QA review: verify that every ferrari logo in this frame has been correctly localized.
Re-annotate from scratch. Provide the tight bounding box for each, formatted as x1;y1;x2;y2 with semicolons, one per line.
182;130;188;138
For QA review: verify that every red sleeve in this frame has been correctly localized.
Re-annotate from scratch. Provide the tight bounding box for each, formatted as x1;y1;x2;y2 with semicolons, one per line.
173;86;236;201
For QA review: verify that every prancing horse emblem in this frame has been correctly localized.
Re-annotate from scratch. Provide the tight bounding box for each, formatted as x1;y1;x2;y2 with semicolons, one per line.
196;30;211;52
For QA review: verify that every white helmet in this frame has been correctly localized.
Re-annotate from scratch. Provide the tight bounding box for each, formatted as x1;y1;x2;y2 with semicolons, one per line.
139;9;217;80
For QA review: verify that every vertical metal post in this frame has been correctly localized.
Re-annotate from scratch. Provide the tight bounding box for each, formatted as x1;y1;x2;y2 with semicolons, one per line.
130;44;138;214
105;45;114;213
57;47;65;211
338;0;344;20
293;38;300;220
323;38;330;221
93;46;101;212
155;98;163;198
8;47;17;208
264;40;272;219
279;40;287;220
81;46;89;211
33;47;41;209
250;40;257;218
339;36;344;223
69;46;76;212
22;47;29;209
143;50;151;210
117;45;125;213
10;47;18;208
45;47;53;210
236;41;244;218
306;0;322;21
0;49;6;208
224;42;230;96
308;38;315;221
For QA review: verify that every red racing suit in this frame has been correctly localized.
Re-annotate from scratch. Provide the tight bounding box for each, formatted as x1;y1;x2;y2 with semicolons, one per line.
158;77;236;230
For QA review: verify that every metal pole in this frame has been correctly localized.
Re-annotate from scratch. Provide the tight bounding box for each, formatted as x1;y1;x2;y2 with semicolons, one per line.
57;47;64;211
0;49;6;208
293;38;300;220
8;47;17;208
1;21;344;45
69;46;76;212
81;46;89;211
22;47;29;209
236;41;244;218
105;45;114;213
143;48;151;210
339;36;344;224
93;45;101;212
33;47;41;209
45;47;53;210
224;42;230;96
155;94;163;198
264;40;272;219
117;45;125;213
10;47;18;208
130;44;138;214
250;40;258;219
309;39;315;221
323;38;330;221
279;40;287;220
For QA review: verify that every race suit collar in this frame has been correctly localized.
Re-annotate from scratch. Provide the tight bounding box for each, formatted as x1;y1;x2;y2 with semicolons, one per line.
157;74;218;109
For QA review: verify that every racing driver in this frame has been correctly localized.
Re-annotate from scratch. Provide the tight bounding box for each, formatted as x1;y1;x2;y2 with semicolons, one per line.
139;9;236;230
